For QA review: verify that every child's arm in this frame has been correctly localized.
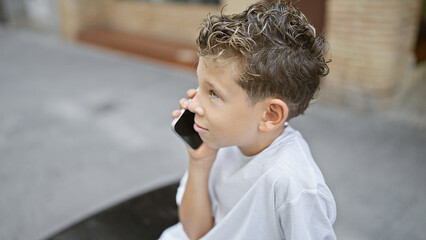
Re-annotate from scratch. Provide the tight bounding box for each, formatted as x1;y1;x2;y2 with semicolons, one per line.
172;89;218;239
179;148;216;239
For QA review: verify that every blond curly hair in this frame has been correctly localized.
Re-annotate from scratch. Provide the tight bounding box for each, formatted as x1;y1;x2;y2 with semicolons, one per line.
197;1;330;120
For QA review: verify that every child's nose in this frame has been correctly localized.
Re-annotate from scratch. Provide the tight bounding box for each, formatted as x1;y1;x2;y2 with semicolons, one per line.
188;94;204;116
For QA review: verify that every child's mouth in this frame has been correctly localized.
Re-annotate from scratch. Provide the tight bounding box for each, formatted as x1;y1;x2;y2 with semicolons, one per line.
194;123;208;133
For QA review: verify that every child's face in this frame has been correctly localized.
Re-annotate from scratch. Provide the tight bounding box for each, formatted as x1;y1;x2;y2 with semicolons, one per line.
188;56;265;153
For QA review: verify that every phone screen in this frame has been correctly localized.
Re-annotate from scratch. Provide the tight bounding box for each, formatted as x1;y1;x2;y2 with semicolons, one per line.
172;110;203;150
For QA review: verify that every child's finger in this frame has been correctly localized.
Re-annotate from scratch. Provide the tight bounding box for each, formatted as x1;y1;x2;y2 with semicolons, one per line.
186;88;197;99
171;110;181;118
179;98;189;109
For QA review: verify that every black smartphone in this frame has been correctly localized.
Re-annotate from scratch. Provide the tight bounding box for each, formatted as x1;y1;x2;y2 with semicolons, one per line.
171;109;203;150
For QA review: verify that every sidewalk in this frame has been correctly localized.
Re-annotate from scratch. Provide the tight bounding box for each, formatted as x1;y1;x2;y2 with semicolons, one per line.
0;27;425;240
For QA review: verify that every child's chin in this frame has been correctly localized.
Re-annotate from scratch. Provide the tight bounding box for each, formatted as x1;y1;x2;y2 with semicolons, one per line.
201;138;220;149
203;142;219;149
202;139;229;150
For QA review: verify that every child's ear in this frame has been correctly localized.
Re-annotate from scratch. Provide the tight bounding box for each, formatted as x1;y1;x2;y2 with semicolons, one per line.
259;99;288;132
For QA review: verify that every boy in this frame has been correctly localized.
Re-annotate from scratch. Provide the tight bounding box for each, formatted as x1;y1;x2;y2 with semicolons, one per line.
160;1;336;239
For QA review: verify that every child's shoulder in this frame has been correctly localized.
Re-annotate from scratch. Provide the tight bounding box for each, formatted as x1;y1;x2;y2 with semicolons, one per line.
265;126;326;200
268;126;309;156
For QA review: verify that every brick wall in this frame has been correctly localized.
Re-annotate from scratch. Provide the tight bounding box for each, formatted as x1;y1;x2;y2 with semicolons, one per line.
324;0;422;108
106;1;218;44
220;0;257;14
58;0;112;39
58;0;261;44
59;0;220;44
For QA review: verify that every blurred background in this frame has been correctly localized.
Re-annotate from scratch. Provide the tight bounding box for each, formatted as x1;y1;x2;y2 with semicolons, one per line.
0;0;425;239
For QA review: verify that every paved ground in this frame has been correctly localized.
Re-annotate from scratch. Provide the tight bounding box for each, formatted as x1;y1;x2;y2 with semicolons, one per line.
0;27;425;240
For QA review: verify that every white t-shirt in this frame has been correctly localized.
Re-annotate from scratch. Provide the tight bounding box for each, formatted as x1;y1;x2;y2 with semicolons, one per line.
159;126;336;240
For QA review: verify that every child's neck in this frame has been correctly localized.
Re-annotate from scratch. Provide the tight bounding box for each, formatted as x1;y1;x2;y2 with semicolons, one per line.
238;125;286;156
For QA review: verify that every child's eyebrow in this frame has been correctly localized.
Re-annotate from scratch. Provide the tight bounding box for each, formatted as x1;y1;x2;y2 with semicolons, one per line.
205;79;220;90
205;79;225;96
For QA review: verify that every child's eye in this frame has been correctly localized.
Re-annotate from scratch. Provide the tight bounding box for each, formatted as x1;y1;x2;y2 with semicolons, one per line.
209;90;220;100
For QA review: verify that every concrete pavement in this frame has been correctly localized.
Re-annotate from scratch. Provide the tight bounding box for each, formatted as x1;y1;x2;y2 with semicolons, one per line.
0;26;425;240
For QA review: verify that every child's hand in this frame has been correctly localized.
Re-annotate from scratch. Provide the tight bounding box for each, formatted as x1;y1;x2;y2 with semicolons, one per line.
172;88;218;169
